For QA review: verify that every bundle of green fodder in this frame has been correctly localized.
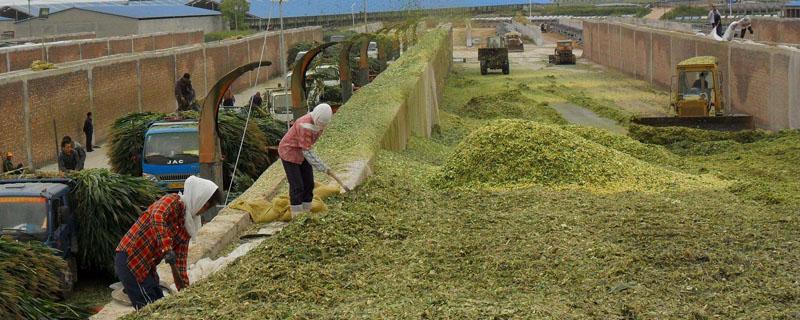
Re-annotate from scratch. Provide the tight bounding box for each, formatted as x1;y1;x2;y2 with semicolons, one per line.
30;60;56;71
433;119;720;192
108;112;283;182
109;112;165;176
69;169;161;273
561;125;683;167
0;239;88;319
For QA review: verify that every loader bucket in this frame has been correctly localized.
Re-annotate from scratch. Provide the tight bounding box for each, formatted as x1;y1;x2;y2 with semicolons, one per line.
632;114;754;131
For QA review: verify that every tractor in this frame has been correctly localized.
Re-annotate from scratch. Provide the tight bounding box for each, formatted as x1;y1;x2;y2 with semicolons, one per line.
479;36;510;75
549;40;576;65
633;56;753;131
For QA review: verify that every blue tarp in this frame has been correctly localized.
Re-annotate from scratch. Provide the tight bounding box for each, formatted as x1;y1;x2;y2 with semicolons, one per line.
247;0;551;19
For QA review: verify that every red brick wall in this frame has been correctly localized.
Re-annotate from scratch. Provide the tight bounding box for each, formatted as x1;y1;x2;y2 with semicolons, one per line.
608;24;622;71
729;45;771;127
0;52;7;73
175;50;207;95
139;56;176;113
153;34;175;50
753;19;800;44
695;38;730;108
109;38;133;55
228;41;251;93
27;71;91;166
768;52;791;129
46;44;82;64
9;47;45;72
0;82;26;165
248;35;279;85
190;31;204;44
204;45;229;91
669;35;696;73
80;41;109;60
133;36;154;53
633;29;651;81
174;32;190;47
595;23;608;67
650;33;671;87
620;27;635;75
91;61;140;140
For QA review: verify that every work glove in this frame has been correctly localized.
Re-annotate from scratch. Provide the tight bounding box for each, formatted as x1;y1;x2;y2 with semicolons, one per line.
164;250;177;265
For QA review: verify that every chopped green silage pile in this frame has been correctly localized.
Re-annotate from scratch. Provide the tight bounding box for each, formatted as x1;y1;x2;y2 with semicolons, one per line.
432;119;718;192
126;40;799;320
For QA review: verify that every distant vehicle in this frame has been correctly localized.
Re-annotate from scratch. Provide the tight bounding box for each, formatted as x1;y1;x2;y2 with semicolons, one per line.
478;36;510;75
329;35;346;43
0;179;79;296
505;31;524;52
142;120;199;192
548;40;576;65
267;88;294;123
294;50;308;63
367;41;378;59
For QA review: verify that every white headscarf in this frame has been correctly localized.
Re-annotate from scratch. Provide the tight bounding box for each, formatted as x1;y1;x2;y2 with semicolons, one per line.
179;176;219;237
301;104;332;132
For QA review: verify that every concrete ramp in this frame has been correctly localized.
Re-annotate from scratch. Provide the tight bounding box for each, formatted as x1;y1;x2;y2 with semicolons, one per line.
552;103;626;135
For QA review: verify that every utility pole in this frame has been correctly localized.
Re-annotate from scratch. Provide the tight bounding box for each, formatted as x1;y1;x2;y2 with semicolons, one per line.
351;2;356;31
277;0;287;89
27;0;32;37
529;0;532;18
363;0;367;33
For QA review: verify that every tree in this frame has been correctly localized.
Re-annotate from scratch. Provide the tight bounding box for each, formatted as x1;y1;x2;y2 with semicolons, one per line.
220;0;250;30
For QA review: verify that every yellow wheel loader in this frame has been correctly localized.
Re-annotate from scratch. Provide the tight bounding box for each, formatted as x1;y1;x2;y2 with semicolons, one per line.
633;56;753;131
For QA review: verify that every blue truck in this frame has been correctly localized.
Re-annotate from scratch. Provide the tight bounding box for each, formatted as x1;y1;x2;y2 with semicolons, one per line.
0;179;78;295
141;120;200;192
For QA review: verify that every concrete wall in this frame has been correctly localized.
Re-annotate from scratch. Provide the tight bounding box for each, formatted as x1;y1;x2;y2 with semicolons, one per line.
15;8;223;38
0;26;322;167
0;20;13;36
582;20;800;130
137;15;225;36
0;30;203;74
751;17;800;45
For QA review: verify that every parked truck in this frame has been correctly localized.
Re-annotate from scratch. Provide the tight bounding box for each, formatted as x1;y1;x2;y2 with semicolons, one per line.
0;179;78;296
478;36;510;75
141;120;199;192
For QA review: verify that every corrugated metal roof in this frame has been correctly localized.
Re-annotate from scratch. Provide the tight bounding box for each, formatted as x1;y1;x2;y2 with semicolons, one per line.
786;1;800;7
0;16;13;21
1;0;189;16
69;4;219;19
243;0;551;19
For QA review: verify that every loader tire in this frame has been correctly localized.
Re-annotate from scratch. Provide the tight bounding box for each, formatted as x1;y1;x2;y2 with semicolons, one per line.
480;61;488;75
502;62;509;75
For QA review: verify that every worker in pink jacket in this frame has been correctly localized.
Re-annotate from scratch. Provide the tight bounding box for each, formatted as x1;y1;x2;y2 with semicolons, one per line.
278;104;334;218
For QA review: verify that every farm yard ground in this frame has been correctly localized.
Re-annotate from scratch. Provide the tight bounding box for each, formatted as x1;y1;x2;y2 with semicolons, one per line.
126;36;800;319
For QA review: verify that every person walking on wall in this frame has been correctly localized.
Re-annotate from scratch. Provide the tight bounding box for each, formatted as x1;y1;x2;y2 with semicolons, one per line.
114;176;222;309
278;104;345;218
174;73;196;112
2;151;23;174
83;112;94;152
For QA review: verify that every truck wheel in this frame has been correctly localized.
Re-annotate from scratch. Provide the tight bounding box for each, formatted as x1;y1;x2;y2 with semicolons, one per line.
60;257;78;299
502;63;510;75
480;61;487;75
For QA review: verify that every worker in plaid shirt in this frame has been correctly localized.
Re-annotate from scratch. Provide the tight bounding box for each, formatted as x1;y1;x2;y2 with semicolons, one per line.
114;176;221;309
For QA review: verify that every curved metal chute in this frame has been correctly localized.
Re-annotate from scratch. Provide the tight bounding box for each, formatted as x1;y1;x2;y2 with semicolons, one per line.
198;60;271;185
338;40;355;102
291;42;336;115
356;37;371;86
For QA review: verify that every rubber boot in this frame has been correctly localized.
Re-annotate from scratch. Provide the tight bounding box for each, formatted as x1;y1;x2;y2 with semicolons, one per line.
290;205;304;219
302;202;312;212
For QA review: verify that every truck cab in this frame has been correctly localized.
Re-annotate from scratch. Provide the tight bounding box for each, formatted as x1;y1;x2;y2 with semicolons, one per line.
0;179;78;293
267;88;294;123
142;121;199;192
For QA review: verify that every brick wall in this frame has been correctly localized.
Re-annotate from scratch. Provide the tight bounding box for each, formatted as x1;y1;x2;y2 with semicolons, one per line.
80;41;109;60
27;70;91;166
2;27;323;168
91;61;140;140
1;31;203;74
8;47;44;72
582;21;800;130
0;52;7;73
46;43;82;64
752;18;800;45
0;81;26;166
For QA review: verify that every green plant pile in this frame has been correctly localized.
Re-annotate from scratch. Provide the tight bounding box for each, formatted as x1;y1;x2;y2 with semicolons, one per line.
108;112;285;183
30;60;56;71
69;169;161;273
0;239;89;319
126;34;800;320
628;124;772;146
432;119;715;192
458;89;562;123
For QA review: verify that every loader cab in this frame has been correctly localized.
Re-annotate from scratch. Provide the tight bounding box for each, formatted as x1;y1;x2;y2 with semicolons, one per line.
672;56;723;117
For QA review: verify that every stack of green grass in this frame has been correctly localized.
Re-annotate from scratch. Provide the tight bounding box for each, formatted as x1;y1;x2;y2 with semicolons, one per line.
0;239;88;319
69;169;161;273
433;119;719;192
